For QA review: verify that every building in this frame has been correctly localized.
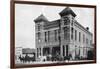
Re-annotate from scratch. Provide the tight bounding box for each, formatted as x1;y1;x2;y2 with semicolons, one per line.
34;7;93;61
15;47;22;63
22;48;36;57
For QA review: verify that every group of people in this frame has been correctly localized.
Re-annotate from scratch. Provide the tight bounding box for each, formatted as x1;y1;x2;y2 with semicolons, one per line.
18;54;35;63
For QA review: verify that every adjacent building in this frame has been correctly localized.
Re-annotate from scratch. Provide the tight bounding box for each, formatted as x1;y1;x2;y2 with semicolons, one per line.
15;47;23;63
22;48;36;57
34;7;93;61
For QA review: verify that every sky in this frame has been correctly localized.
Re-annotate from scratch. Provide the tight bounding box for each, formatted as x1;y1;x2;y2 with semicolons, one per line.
15;4;94;49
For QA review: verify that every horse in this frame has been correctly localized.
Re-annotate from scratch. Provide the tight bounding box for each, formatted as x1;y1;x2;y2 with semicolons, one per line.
19;55;25;63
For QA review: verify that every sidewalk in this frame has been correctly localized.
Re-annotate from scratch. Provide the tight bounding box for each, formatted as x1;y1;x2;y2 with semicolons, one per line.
16;60;94;65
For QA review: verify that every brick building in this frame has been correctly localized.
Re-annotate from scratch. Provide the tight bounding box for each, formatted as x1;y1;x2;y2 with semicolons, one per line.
34;7;93;61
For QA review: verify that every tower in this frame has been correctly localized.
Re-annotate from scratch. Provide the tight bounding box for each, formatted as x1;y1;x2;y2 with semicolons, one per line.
34;14;48;59
59;7;76;58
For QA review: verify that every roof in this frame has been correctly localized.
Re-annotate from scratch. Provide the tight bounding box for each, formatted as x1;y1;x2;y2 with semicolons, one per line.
34;14;48;23
74;20;93;35
59;7;76;17
22;48;36;54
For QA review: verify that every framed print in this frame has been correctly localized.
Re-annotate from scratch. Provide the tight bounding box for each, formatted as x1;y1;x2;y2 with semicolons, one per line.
10;0;96;68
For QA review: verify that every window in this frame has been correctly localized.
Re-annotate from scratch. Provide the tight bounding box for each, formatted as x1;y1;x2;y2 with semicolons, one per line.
40;48;41;56
37;32;41;42
71;22;73;26
37;48;38;57
63;46;65;56
86;38;88;44
48;31;50;42
71;18;74;26
71;27;74;40
63;17;70;25
75;30;77;40
66;45;68;56
58;29;60;41
63;27;70;40
63;26;70;32
79;32;81;42
83;34;85;43
45;32;47;42
37;24;41;31
54;30;57;41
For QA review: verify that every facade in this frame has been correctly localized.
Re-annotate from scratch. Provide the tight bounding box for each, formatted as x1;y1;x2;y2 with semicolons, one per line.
34;7;93;61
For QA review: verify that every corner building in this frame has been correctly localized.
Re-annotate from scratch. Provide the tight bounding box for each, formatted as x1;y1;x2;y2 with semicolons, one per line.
34;7;93;61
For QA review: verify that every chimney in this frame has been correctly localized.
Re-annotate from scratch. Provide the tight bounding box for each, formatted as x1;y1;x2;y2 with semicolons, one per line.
86;27;89;30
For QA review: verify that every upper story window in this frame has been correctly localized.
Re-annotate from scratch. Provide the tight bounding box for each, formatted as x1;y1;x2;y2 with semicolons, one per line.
58;29;60;40
48;31;50;42
45;32;47;42
54;30;57;41
40;48;41;56
63;26;70;32
37;24;41;31
71;17;74;26
83;34;85;43
44;31;51;42
86;38;88;44
71;27;74;40
79;32;81;42
63;26;70;40
37;32;41;42
75;30;77;41
63;17;70;25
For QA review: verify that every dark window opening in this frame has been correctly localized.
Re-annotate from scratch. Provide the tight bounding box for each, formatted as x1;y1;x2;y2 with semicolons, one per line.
40;48;41;56
79;32;81;42
37;48;38;57
54;30;57;41
66;45;68;57
63;46;65;56
75;30;77;41
48;31;50;42
45;32;47;42
71;27;74;40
